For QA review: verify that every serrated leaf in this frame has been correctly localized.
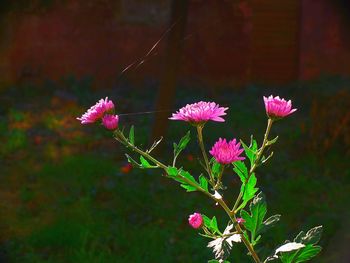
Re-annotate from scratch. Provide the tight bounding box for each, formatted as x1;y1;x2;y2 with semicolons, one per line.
211;160;222;179
199;175;209;192
166;166;178;177
166;167;199;192
203;214;212;228
296;226;323;245
173;131;190;162
233;161;248;183
210;216;219;234
129;125;135;144
177;131;191;151
179;170;196;183
279;243;321;263
241;137;258;167
295;245;321;262
240;173;258;209
180;183;197;192
240;192;266;244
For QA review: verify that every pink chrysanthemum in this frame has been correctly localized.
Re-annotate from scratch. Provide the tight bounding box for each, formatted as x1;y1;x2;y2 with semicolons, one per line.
188;212;203;229
209;138;245;165
263;95;297;119
169;101;228;124
102;114;119;130
77;97;115;124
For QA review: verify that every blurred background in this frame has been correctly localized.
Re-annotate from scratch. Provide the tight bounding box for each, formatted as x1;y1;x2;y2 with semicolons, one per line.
0;0;349;262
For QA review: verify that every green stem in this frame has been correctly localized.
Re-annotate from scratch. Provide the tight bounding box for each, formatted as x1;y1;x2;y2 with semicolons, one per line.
216;199;262;263
196;125;214;185
214;164;225;190
115;129;262;263
232;118;274;213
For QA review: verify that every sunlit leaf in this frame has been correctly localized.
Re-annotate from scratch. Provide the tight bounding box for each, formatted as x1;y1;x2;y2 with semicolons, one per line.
139;156;157;168
199;175;209;192
233;161;248;183
239;173;258;209
240;192;266;244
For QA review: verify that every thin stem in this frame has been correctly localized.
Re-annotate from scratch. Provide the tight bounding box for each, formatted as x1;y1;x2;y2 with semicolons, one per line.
216;199;261;263
196;125;214;184
214;164;225;190
232;118;274;213
115;129;261;263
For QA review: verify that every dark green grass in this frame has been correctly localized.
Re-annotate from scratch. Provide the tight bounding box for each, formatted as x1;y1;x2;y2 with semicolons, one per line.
1;76;350;262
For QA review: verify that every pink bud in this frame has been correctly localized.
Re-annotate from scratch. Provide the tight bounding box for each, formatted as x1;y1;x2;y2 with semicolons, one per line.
237;217;245;224
188;212;203;229
102;114;119;130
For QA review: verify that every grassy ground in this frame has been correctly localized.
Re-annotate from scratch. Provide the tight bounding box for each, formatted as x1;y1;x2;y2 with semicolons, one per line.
0;76;349;262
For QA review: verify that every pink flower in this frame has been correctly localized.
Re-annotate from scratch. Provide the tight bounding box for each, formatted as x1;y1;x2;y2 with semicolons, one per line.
77;97;115;124
102;114;119;130
236;217;245;224
188;212;203;229
263;95;297;119
209;138;245;164
169;101;228;124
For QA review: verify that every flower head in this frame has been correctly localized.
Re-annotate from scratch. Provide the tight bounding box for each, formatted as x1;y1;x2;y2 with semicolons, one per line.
169;101;228;124
102;114;119;130
263;95;297;119
77;97;115;124
209;138;245;164
188;212;203;229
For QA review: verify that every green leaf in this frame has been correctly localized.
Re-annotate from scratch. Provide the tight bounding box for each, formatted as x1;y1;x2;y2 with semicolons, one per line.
179;170;196;183
202;214;220;234
180;183;197;192
173;131;190;161
139;156;157;168
278;226;323;263
203;214;211;228
233;161;248;183
199;175;209;192
211;160;222;179
166;167;199;192
295;245;321;262
129;125;135;145
177;131;191;152
280;244;322;263
241;137;258;167
240;173;258;209
166;166;178;177
210;216;219;234
294;226;323;245
240;192;267;243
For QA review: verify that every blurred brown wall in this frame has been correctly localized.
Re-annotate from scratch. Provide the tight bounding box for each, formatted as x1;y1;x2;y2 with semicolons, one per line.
0;0;349;87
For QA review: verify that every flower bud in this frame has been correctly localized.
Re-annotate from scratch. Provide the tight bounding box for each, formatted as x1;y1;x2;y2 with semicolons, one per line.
236;217;245;224
102;114;119;130
188;212;203;229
